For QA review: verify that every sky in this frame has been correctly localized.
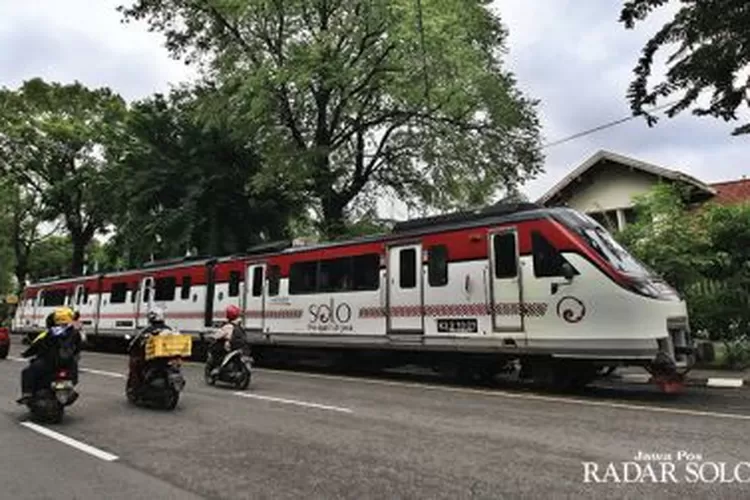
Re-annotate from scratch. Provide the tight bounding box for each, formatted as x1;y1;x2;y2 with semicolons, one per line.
1;0;747;217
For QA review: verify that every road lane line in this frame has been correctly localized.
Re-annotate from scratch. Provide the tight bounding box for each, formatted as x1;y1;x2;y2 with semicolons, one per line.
233;392;353;414
14;349;750;421
707;378;744;388
20;422;119;462
7;356;123;378
81;368;125;378
254;368;750;421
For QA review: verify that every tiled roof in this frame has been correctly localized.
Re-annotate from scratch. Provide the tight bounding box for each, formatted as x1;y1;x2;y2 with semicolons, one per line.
709;179;750;205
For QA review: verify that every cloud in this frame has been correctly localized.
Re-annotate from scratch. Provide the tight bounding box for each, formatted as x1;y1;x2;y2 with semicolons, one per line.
0;0;196;102
0;0;745;220
494;0;749;201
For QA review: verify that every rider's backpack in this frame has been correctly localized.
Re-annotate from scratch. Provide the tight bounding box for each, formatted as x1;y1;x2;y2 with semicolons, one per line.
229;323;246;351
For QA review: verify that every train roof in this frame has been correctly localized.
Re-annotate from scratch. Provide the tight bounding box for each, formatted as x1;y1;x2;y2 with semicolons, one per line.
26;202;559;285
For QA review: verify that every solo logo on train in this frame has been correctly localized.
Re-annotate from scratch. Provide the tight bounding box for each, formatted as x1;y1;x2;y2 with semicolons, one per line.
308;299;353;332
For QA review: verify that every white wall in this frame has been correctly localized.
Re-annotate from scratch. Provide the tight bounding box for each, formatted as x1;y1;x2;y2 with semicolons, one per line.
563;166;659;213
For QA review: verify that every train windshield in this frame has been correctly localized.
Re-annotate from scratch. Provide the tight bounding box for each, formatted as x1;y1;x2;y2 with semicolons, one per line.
552;209;653;278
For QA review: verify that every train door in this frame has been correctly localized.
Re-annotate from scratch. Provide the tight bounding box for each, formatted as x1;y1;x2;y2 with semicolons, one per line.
74;285;84;309
489;228;524;334
34;289;45;328
387;243;424;333
136;276;154;328
245;263;265;332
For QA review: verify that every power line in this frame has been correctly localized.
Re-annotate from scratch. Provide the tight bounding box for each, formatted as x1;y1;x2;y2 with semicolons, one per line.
541;100;680;150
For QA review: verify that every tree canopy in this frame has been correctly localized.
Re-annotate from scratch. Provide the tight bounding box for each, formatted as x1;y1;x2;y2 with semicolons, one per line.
619;184;750;352
112;86;301;267
0;78;128;275
120;0;543;237
620;0;750;135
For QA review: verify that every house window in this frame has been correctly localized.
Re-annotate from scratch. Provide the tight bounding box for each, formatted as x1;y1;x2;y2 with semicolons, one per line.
428;245;448;287
624;208;638;226
493;233;517;279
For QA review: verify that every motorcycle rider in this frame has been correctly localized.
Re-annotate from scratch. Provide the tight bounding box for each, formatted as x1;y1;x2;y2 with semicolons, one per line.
17;307;82;404
207;305;247;376
126;306;172;393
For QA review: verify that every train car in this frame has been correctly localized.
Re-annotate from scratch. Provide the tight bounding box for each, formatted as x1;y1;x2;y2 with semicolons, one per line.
12;275;101;338
12;203;694;389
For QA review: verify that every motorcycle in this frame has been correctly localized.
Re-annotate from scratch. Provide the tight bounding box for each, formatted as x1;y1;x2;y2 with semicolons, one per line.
26;367;79;424
200;333;252;390
125;333;186;410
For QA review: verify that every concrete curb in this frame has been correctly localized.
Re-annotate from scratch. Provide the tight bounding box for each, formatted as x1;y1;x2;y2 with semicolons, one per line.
613;373;750;389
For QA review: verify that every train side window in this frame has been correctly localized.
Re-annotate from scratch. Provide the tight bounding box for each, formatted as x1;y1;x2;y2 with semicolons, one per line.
290;261;318;295
532;231;576;278
353;254;380;291
493;233;517;279
399;248;417;289
75;287;83;305
131;284;138;303
251;267;263;297
181;276;192;300
267;265;281;296
319;258;352;293
228;271;241;297
110;283;128;304
428;245;448;287
155;276;177;301
83;288;90;305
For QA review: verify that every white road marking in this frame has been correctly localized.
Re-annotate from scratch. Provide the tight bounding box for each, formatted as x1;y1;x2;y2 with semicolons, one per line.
20;421;119;462
19;349;750;421
7;354;123;378
233;392;353;414
255;368;750;422
81;368;125;378
707;378;744;388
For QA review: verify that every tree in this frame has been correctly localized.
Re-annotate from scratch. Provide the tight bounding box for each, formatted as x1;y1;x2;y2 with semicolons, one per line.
619;184;750;356
0;178;61;289
618;183;712;291
620;0;750;135
0;78;128;275
27;236;74;282
112;86;300;265
120;0;543;238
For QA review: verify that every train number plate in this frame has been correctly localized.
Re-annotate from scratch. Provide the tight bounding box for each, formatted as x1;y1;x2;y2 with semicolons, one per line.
437;318;478;333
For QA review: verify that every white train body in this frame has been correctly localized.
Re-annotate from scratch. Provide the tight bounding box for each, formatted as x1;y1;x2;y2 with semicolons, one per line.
12;205;693;381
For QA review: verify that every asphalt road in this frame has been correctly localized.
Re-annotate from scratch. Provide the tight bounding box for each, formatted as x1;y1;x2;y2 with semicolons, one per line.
1;343;750;499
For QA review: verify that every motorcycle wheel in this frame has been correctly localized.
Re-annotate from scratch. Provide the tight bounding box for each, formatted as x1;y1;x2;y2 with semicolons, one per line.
163;388;179;410
48;404;64;424
204;364;216;386
235;368;251;390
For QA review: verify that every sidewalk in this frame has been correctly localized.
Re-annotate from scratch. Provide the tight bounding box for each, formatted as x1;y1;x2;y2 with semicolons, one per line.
614;366;750;388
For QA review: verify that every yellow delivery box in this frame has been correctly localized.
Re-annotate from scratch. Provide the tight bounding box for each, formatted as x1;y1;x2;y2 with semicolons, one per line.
144;332;192;361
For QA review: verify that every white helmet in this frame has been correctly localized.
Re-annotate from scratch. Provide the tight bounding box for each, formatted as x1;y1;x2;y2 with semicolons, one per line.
147;306;165;324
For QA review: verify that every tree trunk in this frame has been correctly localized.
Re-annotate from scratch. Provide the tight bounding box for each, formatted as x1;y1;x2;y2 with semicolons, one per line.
71;236;86;276
320;197;347;240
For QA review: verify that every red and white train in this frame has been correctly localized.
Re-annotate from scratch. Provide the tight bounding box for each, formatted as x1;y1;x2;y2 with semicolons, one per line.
12;203;694;388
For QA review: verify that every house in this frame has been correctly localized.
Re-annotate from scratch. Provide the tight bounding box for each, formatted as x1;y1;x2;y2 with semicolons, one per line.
537;150;750;231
